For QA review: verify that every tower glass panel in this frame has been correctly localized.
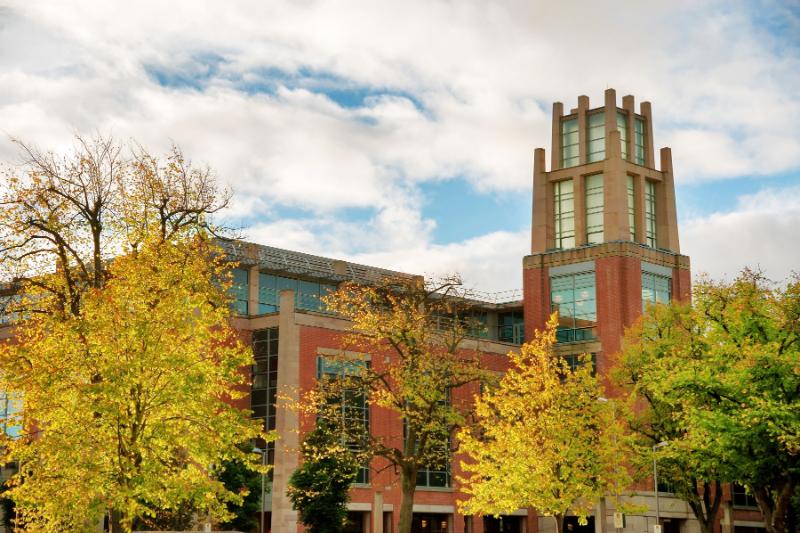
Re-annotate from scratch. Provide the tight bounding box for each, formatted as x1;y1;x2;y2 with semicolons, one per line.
627;175;636;242
645;180;657;247
587;112;605;163
585;174;604;244
550;272;597;343
561;118;579;167
634;117;646;165
617;111;629;160
553;179;575;249
642;272;671;310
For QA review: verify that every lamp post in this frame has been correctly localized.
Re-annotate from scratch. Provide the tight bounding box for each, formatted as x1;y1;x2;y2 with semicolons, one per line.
653;441;669;533
253;447;267;533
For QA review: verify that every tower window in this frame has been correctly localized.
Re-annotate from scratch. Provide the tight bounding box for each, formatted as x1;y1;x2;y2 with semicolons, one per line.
642;271;671;310
561;118;579;168
617;111;629;160
550;271;597;343
627;176;636;242
587;112;605;163
553;179;575;250
585;174;604;244
645;180;657;248
634;117;646;165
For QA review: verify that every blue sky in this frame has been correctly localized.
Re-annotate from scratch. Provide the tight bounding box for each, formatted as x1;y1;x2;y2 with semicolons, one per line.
0;1;798;291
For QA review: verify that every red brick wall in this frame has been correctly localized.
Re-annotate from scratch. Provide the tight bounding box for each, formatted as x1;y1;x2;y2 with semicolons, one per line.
292;323;516;533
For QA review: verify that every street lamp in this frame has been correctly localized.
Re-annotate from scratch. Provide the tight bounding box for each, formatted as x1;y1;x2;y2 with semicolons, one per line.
653;441;669;533
253;446;268;533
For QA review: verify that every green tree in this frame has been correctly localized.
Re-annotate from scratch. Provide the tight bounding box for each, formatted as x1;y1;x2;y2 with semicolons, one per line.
614;302;725;533
458;316;631;533
288;421;361;533
307;276;491;533
0;136;268;532
218;449;265;533
618;270;800;533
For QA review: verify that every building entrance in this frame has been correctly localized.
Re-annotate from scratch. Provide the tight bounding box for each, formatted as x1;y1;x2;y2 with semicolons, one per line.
563;516;595;533
484;515;523;533
412;513;450;533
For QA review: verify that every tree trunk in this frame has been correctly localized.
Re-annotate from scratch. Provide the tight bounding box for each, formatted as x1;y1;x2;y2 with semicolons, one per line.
109;509;124;533
398;465;417;533
554;514;564;533
756;481;797;533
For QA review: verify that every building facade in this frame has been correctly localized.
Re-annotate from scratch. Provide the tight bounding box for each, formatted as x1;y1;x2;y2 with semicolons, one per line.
0;90;768;533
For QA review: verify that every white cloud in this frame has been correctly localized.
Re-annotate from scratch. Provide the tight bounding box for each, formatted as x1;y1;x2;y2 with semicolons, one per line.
1;0;798;291
682;186;800;283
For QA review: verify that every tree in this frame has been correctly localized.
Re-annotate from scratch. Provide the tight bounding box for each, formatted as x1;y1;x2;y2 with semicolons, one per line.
0;136;268;532
614;302;725;533
458;315;631;533
218;446;267;533
306;276;491;533
618;270;800;533
288;420;361;533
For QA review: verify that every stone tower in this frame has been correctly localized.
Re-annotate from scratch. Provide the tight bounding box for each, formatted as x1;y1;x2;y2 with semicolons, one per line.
523;88;691;374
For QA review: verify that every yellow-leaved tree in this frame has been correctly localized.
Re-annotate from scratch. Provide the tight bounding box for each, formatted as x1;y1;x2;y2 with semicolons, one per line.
0;136;267;532
305;276;491;533
458;315;631;533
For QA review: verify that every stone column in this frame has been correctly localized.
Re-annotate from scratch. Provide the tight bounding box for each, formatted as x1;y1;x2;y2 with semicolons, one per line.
641;101;655;169
659;148;680;252
574;174;586;247
577;95;590;166
373;492;384;533
248;265;260;316
595;497;608;533
602;130;628;242
622;94;635;163
551;102;564;171
634;174;646;244
532;148;549;253
271;289;300;533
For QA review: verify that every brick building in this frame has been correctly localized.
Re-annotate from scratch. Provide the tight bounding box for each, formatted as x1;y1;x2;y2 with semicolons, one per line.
0;90;767;533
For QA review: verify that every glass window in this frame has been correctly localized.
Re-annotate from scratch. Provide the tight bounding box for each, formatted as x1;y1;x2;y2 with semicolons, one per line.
230;269;249;315
645;180;657;248
554;179;575;250
563;353;597;375
587;112;605;163
642;271;671;310
585;174;604;244
497;311;524;344
252;327;279;465
258;273;337;314
733;484;758;508
550;272;597;343
627;176;636;242
561;118;579;168
634;117;646;165
617;111;629;160
317;357;370;484
0;392;22;439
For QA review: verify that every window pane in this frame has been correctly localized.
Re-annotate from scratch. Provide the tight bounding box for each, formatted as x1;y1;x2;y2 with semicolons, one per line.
585;174;604;244
561;118;579;168
645;180;657;247
627;175;636;241
551;272;597;343
554;179;575;250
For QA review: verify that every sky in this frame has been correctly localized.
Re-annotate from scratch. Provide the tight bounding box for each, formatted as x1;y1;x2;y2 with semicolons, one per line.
0;0;798;293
